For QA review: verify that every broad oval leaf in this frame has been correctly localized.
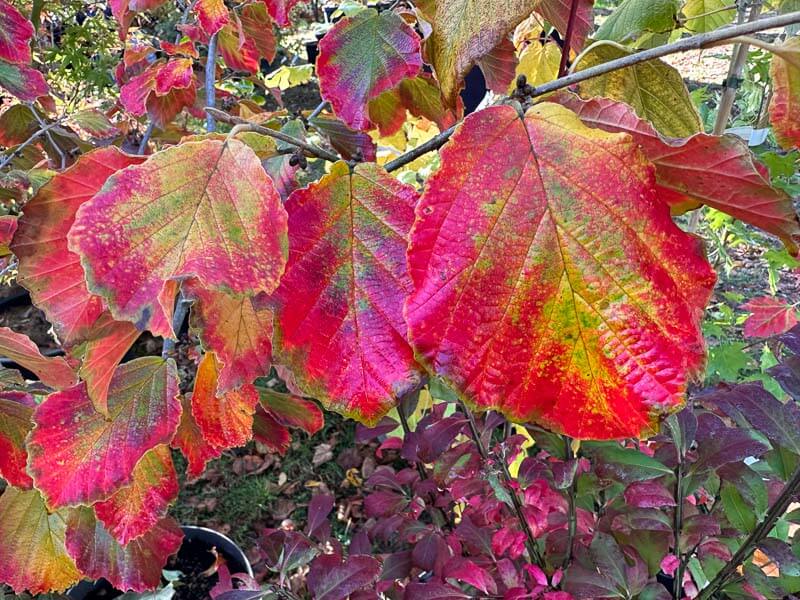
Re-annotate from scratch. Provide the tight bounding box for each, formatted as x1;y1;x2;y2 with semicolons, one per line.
191;352;259;450
533;0;595;52
12;147;145;346
560;94;800;253
0;0;34;64
93;444;179;545
405;103;715;439
0;390;35;488
271;161;424;424
416;0;537;107
66;508;183;593
317;8;422;131
69;139;288;338
742;296;798;338
769;37;800;151
0;487;81;595
28;357;181;507
574;41;701;138
307;554;382;600
593;0;679;44
682;0;736;33
0;327;77;389
0;61;49;102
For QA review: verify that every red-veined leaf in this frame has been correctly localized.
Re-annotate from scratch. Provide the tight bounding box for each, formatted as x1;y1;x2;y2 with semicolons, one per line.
406;103;715;439
416;0;537;107
252;405;291;453
0;487;81;595
560;94;800;254
262;0;304;27
0;61;49;101
195;0;229;35
0;214;16;255
191;352;259;450
12;147;145;346
27;357;181;507
0;0;34;64
241;2;276;63
185;282;273;393
769;37;800;150
534;0;595;52
258;386;324;435
0;327;77;389
172;394;223;479
742;296;798;338
218;22;259;73
271;161;424;424
0;390;35;488
93;444;179;545
317;8;422;131
66;508;183;593
69;138;288;339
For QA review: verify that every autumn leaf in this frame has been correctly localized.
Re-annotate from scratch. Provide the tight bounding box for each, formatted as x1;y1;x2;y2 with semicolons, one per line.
511;40;562;91
241;2;276;63
253;405;291;454
317;8;422;131
195;0;229;35
534;0;595;51
0;61;49;102
405;103;715;439
560;94;800;254
191;352;259;450
0;390;35;488
218;22;260;73
769;37;800;150
172;394;223;479
309;114;378;162
93;445;179;545
13;147;145;346
0;487;81;595
271;161;424;424
416;0;537;107
262;0;304;27
119;58;197;127
0;327;77;389
477;37;519;95
574;41;701;138
594;0;680;43
258;386;324;435
66;508;183;593
0;0;35;64
0;214;16;255
69;138;288;339
27;357;181;507
742;297;798;338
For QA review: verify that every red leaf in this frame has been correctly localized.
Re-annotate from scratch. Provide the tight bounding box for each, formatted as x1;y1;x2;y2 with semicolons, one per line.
191;352;259;450
444;557;498;595
186;283;273;393
0;327;77;389
534;0;595;52
93;445;179;545
119;58;197;127
769;38;800;151
69;138;288;338
241;2;276;63
218;22;260;73
271;162;423;424
405;104;715;439
477;37;518;94
561;94;800;254
742;296;798;338
258;387;324;435
252;404;291;454
0;0;35;64
623;480;677;508
0;61;49;101
262;0;304;27
28;357;181;507
307;554;382;600
0;487;81;595
0;390;35;488
308;114;378;162
13;147;145;346
317;9;422;131
0;214;16;254
195;0;229;35
172;394;223;479
66;507;183;593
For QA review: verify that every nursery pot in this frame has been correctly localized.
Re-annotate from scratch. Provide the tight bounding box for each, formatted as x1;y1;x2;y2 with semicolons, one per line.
67;526;253;600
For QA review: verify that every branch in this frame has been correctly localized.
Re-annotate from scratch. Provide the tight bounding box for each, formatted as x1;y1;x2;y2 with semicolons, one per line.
383;10;800;171
0;115;65;170
696;464;800;600
558;0;581;78
138;121;155;155
206;107;342;163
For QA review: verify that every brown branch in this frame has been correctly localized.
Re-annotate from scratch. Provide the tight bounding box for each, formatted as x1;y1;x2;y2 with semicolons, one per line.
206;107;341;163
384;125;456;172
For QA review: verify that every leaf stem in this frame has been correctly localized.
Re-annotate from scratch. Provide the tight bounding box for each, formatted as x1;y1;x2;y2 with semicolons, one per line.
558;0;581;78
673;459;685;599
457;400;545;567
563;436;578;568
207;108;342;163
696;463;800;600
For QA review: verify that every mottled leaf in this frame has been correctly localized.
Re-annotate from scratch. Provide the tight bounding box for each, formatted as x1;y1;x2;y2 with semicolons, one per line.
119;58;196;127
258;386;324;435
13;147;145;346
69;109;119;139
172;394;222;479
511;40;561;91
406;103;715;439
0;488;80;595
0;327;76;389
191;352;259;450
562;94;800;253
252;405;291;453
69;138;288;338
0;0;34;64
309;114;378;162
759;538;800;577
623;480;676;508
307;554;381;600
0;390;34;488
574;42;701;137
195;0;229;35
186;282;273;393
66;508;183;593
28;357;181;507
0;103;36;146
271;161;423;424
769;37;800;150
93;445;179;545
0;214;16;255
0;61;49;102
397;73;462;131
594;0;679;43
317;8;422;130
742;296;798;338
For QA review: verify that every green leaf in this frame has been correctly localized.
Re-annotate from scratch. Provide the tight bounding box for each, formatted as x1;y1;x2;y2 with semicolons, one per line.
587;442;674;482
682;0;736;33
594;0;680;44
721;482;756;532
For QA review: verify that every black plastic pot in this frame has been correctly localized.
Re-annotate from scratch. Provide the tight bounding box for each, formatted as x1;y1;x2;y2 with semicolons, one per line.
67;526;253;600
305;31;326;65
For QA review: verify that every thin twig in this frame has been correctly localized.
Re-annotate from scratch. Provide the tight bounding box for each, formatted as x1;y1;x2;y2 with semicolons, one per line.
205;33;218;132
457;400;545;567
161;295;191;359
673;459;685;599
28;106;66;169
0;115;65;170
308;100;328;120
207;107;342;162
138;121;155;155
558;0;581;78
384;125;456;172
696;463;800;600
